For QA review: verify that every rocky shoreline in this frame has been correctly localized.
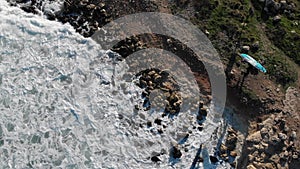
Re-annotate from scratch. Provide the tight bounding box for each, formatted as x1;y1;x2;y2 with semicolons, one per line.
6;0;300;168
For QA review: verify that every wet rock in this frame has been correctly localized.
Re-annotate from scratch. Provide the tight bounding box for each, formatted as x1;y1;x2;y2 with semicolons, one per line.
171;146;182;159
198;157;204;162
198;107;208;116
197;114;204;121
154;118;162;125
151;155;161;162
209;156;218;163
230;151;238;157
199;101;204;108
147;121;152;127
198;125;203;131
220;144;227;154
227;127;238;135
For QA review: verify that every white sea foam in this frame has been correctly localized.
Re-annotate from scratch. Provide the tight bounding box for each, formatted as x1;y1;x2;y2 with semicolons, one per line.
0;1;232;168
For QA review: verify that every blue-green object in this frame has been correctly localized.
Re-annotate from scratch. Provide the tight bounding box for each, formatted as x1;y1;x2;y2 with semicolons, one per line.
240;53;267;73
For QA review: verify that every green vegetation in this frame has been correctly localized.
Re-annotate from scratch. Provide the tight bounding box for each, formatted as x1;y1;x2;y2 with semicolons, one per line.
186;0;299;88
266;17;300;65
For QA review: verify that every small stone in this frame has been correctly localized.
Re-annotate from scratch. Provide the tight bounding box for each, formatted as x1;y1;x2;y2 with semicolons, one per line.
242;45;250;51
273;15;281;23
290;131;297;140
246;131;262;144
278;133;287;141
280;1;287;4
100;9;106;14
230;151;238;157
205;30;210;35
87;4;96;9
292;154;298;159
228;127;237;135
99;3;105;8
220;144;227;153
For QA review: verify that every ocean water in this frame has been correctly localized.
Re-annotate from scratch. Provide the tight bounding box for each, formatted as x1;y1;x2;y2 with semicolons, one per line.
0;1;231;168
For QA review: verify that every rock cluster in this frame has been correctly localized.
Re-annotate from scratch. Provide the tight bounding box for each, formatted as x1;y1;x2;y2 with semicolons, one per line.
244;113;299;169
218;127;239;167
112;36;146;57
57;0;109;37
134;68;182;116
263;0;296;19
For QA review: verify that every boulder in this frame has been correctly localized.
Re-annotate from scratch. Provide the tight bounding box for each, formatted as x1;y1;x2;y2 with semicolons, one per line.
247;131;262;144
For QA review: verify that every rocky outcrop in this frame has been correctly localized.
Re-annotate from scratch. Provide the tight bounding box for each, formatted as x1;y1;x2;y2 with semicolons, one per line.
241;111;299;169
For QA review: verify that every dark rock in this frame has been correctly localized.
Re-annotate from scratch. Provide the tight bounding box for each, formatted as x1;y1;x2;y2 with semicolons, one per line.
199;101;204;108
197;114;204;121
219;144;228;154
171;146;182;159
157;128;163;134
198;125;203;131
147;121;152;127
198;157;204;162
230;151;238;157
151;155;161;162
251;41;260;52
154;118;162;125
210;156;219;163
199;107;208;116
